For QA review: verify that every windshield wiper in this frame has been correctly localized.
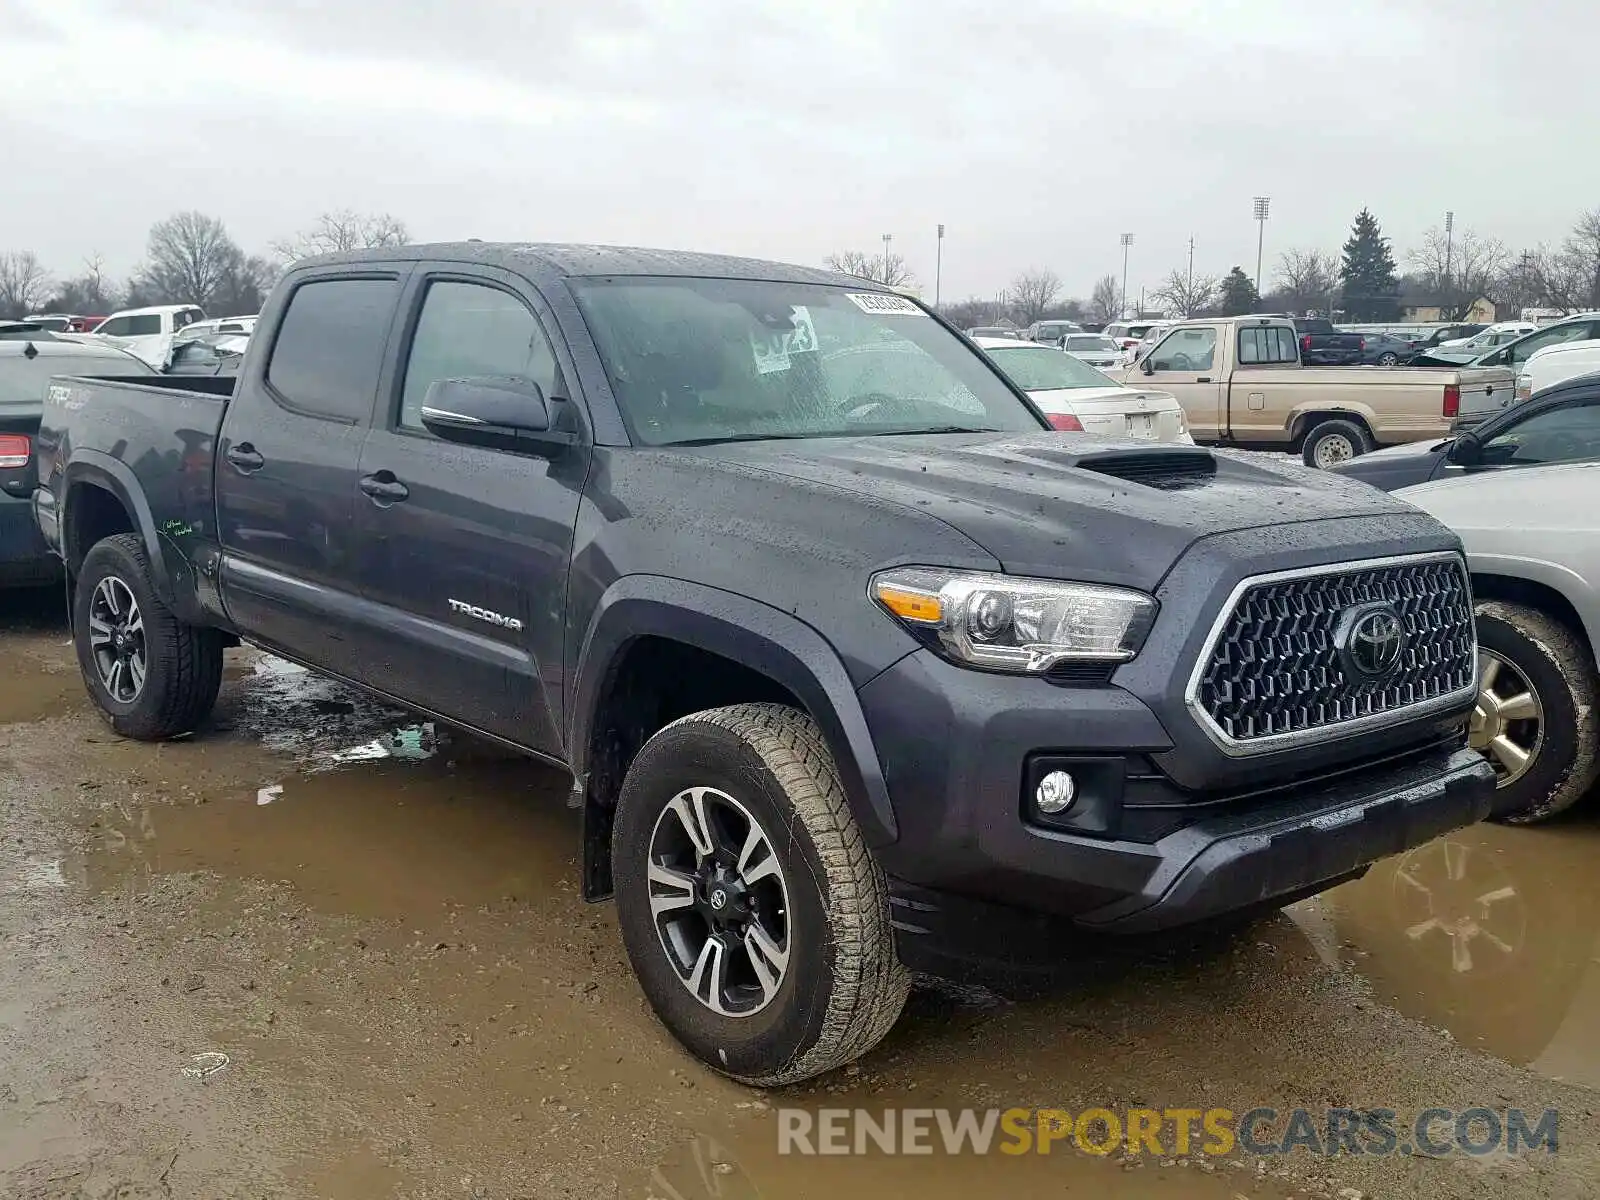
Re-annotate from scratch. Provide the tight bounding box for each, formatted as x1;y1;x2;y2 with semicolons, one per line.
867;425;1002;436
664;432;831;447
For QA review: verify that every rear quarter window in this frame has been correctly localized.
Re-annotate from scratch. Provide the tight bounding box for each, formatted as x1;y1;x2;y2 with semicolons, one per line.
265;277;401;423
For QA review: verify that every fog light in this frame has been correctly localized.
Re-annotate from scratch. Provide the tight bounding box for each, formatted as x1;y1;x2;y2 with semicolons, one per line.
1036;770;1077;814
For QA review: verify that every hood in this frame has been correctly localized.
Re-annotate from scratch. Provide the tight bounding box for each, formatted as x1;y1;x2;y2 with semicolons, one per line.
1348;437;1449;463
1398;461;1600;533
686;433;1415;591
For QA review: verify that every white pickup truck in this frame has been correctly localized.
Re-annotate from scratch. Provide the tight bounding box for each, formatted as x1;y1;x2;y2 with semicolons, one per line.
1115;316;1516;467
72;303;206;368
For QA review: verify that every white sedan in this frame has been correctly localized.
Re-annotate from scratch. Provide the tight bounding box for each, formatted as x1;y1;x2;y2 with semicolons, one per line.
1059;333;1125;370
975;336;1192;443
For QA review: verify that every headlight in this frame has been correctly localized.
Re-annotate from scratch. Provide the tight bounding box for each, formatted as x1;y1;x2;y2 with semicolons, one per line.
870;568;1158;673
1514;375;1531;402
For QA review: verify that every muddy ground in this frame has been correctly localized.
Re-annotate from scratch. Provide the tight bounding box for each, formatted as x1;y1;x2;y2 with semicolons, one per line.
3;587;1599;1200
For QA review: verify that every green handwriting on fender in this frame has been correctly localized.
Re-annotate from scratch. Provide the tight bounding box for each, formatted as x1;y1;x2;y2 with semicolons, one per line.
161;520;197;538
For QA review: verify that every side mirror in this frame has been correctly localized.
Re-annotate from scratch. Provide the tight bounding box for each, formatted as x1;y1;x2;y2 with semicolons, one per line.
420;376;571;454
1447;432;1482;466
1139;357;1156;376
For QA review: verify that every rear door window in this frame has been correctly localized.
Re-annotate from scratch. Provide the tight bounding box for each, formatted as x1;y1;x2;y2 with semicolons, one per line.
265;277;401;424
1238;325;1299;365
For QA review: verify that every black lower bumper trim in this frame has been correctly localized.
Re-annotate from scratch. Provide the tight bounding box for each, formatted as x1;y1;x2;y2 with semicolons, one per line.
888;745;1495;977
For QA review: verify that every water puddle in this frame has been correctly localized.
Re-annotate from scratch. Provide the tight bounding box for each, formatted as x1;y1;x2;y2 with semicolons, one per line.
83;750;576;922
1318;813;1600;1083
0;640;83;726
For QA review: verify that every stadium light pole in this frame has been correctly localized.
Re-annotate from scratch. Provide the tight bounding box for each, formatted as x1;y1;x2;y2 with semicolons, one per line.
1120;232;1134;318
1252;197;1271;295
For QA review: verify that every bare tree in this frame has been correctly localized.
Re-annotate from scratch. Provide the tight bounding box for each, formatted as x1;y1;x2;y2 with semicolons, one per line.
1271;249;1340;315
0;251;51;319
1088;274;1121;324
138;212;245;308
1151;268;1219;318
80;253;113;310
1527;208;1600;313
1005;269;1062;325
824;249;915;288
1408;226;1509;321
272;210;412;263
49;255;123;315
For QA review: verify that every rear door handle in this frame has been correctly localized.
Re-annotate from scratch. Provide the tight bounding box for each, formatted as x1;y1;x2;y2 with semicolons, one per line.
1196;377;1212;383
359;473;409;504
225;443;264;473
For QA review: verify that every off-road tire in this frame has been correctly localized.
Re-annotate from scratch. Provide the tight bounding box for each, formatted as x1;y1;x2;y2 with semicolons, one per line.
72;534;224;740
1301;418;1374;468
1478;601;1599;824
613;703;909;1085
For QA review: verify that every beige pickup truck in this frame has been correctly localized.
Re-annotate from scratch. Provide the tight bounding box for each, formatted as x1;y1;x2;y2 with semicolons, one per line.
1115;316;1516;467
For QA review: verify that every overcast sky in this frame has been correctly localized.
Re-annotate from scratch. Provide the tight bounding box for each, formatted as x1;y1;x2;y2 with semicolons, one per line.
2;0;1594;304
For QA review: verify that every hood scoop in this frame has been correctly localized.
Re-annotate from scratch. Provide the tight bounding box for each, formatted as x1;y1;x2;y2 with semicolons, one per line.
1072;447;1218;490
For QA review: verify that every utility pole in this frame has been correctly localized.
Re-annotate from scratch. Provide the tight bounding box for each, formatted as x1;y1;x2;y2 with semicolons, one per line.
1443;211;1455;320
880;233;894;286
1119;232;1134;319
1187;235;1195;316
1252;198;1271;295
935;224;945;309
1520;249;1535;319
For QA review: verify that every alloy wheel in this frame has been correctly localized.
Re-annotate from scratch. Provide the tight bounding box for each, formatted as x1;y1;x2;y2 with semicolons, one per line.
647;786;791;1017
1470;649;1544;787
86;576;147;704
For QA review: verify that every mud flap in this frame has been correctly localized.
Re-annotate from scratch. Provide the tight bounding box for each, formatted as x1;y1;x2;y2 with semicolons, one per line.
581;784;615;902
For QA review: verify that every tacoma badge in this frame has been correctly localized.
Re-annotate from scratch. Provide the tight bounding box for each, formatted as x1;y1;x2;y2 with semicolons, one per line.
448;599;524;631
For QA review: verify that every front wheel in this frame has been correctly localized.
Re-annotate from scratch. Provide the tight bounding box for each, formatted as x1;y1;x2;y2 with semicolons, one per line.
72;534;224;740
1301;418;1374;468
1378;351;1400;366
1475;602;1599;824
613;703;909;1085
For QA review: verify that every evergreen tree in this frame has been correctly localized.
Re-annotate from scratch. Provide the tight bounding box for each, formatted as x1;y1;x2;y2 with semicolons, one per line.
1219;267;1259;316
1339;208;1400;321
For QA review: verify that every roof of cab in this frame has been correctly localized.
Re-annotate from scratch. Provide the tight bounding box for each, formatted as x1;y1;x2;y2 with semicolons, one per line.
293;242;878;289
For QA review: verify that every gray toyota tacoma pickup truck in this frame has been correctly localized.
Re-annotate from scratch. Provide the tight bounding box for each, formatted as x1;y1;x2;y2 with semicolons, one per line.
33;243;1495;1084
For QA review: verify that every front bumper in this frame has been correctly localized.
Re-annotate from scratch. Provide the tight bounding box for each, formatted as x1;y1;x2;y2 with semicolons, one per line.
0;492;58;586
858;644;1493;981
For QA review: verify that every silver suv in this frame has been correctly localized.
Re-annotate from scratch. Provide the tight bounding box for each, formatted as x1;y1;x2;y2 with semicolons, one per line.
1399;462;1600;822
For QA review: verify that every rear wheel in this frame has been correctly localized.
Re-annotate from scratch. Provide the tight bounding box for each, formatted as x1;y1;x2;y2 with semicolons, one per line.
613;703;909;1085
72;534;224;740
1301;418;1374;468
1475;602;1598;824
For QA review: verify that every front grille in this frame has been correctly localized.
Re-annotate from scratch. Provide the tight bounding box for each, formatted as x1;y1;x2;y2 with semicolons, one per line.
1190;555;1476;750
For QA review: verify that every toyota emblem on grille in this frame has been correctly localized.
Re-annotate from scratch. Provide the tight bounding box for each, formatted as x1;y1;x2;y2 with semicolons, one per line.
1338;603;1406;677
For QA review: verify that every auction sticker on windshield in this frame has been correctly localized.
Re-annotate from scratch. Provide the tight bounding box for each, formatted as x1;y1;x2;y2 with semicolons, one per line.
846;293;922;316
750;305;818;375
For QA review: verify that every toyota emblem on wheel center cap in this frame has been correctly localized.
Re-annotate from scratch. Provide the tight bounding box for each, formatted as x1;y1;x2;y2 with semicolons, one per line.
1336;602;1407;677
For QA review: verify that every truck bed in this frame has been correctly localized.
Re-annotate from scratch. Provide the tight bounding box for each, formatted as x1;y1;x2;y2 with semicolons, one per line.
35;373;234;610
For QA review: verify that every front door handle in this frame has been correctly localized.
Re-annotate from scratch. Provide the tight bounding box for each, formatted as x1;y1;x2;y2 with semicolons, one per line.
359;473;410;504
225;443;264;473
1196;377;1213;384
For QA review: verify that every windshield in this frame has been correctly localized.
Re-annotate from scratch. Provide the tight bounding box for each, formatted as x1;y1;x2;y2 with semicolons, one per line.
574;278;1043;445
1065;335;1118;352
985;345;1117;391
